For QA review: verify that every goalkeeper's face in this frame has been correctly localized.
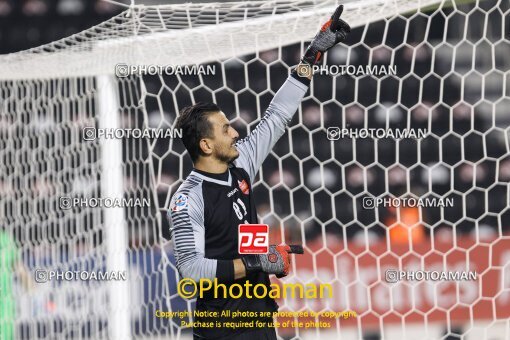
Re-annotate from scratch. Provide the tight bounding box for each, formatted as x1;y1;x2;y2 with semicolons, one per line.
206;111;240;163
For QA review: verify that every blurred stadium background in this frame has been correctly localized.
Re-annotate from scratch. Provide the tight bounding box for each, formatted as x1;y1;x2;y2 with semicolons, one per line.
1;0;510;339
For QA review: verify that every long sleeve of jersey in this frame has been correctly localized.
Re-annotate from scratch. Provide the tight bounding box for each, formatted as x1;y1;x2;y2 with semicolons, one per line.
233;75;309;182
167;179;218;282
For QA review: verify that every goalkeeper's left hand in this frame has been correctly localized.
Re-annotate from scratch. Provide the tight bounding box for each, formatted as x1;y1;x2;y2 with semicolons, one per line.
301;5;351;66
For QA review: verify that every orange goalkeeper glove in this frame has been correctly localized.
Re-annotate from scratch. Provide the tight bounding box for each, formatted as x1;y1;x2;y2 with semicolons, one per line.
241;244;291;278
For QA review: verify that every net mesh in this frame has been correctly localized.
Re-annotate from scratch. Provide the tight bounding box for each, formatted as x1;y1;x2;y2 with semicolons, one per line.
1;0;510;339
0;0;449;79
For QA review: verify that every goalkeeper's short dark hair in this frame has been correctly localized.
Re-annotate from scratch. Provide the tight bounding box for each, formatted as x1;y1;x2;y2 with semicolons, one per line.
175;102;220;162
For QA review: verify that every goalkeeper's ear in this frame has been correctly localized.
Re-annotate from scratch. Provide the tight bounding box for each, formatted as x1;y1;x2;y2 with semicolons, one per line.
330;5;344;31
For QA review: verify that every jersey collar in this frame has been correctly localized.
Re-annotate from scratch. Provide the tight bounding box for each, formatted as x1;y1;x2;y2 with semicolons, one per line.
191;169;232;186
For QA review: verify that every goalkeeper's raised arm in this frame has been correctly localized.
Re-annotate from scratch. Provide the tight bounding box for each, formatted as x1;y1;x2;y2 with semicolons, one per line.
234;4;350;182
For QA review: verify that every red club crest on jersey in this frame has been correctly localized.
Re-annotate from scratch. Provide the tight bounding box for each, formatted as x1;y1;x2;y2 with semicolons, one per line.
238;180;250;195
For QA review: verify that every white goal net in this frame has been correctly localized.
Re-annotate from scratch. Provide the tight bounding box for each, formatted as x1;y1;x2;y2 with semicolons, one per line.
1;0;510;339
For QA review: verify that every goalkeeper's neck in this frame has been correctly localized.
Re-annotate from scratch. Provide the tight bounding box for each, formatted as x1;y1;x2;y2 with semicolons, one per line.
194;157;229;174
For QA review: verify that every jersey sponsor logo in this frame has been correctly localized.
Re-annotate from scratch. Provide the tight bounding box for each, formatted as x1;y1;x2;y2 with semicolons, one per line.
238;180;250;195
238;224;269;254
171;194;188;212
227;188;238;197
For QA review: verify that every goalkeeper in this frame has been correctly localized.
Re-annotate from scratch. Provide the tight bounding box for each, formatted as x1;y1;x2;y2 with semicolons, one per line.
168;6;350;340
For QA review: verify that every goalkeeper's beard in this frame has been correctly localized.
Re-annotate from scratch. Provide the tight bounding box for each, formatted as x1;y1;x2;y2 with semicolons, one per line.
214;144;239;164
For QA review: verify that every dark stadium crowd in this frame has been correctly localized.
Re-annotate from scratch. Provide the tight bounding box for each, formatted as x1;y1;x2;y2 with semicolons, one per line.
0;0;121;54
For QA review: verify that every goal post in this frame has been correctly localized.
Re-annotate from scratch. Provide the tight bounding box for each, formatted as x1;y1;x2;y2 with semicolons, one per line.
1;0;510;339
97;74;131;340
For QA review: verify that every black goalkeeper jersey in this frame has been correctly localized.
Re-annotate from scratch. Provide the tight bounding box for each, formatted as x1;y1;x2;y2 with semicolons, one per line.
168;75;309;339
